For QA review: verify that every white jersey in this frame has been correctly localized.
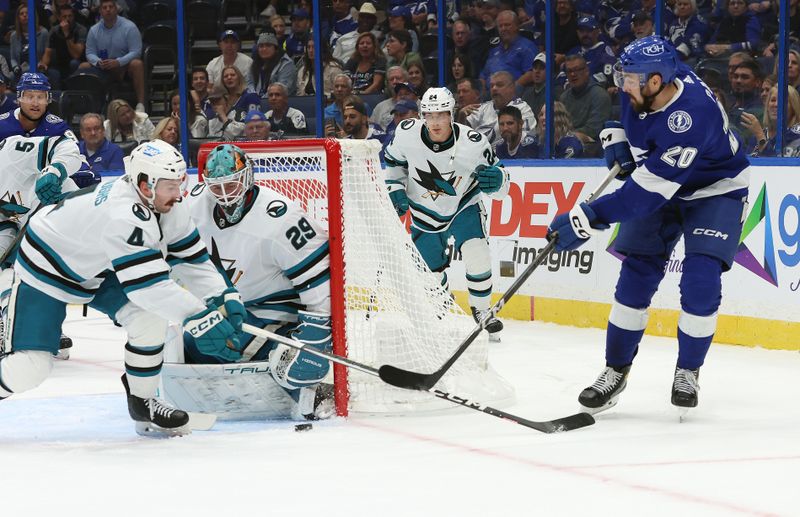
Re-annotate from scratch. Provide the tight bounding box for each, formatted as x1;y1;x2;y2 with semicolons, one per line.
466;98;537;144
15;178;227;323
0;135;82;250
384;119;509;232
186;183;331;325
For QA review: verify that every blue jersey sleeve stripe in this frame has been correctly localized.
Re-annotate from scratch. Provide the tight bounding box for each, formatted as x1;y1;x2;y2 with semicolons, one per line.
167;230;201;253
165;250;209;266
37;138;49;171
384;151;407;167
25;229;86;283
248;289;300;305
47;136;69;163
285;242;330;280
112;249;163;271
631;164;682;200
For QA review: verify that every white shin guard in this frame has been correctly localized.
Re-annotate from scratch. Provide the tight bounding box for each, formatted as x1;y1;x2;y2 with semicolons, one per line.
0;350;53;397
461;238;492;310
116;303;168;399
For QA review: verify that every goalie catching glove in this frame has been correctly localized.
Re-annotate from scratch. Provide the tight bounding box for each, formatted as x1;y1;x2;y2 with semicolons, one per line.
547;202;609;251
35;164;68;205
474;164;504;193
599;121;635;178
269;311;332;390
183;305;241;362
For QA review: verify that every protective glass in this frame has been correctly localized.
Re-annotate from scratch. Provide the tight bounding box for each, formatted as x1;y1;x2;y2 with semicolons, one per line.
154;177;186;200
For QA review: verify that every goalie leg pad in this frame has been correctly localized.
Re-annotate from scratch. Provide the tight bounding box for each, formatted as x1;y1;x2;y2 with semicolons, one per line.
269;311;332;390
0;350;53;396
460;238;492;310
117;302;167;398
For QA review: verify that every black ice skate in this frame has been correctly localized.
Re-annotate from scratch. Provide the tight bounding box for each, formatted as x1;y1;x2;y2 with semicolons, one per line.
55;334;72;360
121;374;190;436
579;364;631;414
671;366;700;419
471;307;503;342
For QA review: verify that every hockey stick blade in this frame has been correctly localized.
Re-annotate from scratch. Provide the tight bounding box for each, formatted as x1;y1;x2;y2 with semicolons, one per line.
432;389;595;433
242;324;594;433
378;165;622;392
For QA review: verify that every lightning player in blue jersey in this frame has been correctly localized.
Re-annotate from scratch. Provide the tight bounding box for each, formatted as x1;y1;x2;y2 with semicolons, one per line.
548;36;749;417
0;73;74;140
0;72;82;359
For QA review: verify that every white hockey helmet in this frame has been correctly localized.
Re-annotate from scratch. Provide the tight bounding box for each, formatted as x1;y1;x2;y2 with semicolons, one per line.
419;87;456;117
124;140;187;208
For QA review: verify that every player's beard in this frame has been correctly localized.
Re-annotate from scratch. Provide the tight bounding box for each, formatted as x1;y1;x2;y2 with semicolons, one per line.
20;107;45;123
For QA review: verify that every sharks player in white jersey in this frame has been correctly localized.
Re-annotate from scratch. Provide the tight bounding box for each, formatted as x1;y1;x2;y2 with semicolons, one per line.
0;134;83;357
181;143;333;419
384;87;510;340
548;36;750;417
0;140;245;436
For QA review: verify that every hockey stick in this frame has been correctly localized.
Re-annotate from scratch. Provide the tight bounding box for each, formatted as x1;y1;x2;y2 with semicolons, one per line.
241;323;594;433
378;164;622;391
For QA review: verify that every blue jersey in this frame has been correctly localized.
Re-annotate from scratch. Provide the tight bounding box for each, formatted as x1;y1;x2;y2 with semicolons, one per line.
667;14;709;60
496;134;539;160
0;109;74;140
591;68;750;224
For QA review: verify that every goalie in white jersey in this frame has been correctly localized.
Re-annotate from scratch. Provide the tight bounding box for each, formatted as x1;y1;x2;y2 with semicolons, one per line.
384;87;510;340
178;144;333;420
0;140;245;436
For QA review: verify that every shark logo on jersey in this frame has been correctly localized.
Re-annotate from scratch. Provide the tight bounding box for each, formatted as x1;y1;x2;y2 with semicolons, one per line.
132;203;151;221
210;237;242;285
668;110;692;133
267;200;288;218
413;160;457;200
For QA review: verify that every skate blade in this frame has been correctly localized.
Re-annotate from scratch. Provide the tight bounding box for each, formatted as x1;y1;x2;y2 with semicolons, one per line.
186;411;217;431
675;405;691;422
135;421;192;438
54;350;70;360
488;333;501;343
580;397;619;416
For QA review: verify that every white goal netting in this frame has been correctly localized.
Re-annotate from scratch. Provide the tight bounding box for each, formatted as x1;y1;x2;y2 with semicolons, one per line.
199;139;514;414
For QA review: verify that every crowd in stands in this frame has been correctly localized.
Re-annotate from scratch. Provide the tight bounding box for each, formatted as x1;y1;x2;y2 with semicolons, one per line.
0;0;797;176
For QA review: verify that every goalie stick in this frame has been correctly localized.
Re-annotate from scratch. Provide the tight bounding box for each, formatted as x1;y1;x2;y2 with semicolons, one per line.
378;164;622;392
241;323;594;433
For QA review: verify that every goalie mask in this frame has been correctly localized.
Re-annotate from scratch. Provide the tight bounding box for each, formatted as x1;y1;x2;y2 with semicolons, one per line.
204;144;254;224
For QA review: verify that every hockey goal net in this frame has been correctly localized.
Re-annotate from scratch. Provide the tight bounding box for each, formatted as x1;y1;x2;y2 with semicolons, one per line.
197;139;514;416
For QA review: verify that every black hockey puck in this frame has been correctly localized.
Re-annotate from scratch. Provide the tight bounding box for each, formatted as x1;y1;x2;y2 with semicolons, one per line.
294;423;313;432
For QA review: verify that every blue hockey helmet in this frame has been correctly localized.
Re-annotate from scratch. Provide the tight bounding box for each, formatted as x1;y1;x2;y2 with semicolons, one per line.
613;35;679;88
17;72;51;92
204;144;253;222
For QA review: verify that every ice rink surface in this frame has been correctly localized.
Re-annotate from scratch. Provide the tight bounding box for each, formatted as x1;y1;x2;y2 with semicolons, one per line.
1;307;797;517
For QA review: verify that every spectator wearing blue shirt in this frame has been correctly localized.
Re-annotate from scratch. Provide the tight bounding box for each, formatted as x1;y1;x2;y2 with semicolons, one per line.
667;0;710;63
0;77;16;115
384;98;418;141
324;73;354;127
558;15;616;88
78;112;124;175
285;9;311;60
705;0;760;57
79;0;146;112
495;105;539;159
480;10;539;88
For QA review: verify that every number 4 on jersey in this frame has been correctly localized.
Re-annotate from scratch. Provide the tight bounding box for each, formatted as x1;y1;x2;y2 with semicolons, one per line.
127;227;144;246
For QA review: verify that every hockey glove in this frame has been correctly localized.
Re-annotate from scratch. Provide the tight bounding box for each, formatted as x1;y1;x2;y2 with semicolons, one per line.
475;164;504;193
599;121;635;178
35;165;68;205
547;202;609;252
70;169;101;189
389;189;409;216
210;287;246;333
183;305;241;362
269;311;332;390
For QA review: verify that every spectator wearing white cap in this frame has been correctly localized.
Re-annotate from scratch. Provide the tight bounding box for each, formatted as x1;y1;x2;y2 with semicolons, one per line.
252;32;297;97
206;30;254;91
333;1;383;62
520;52;551;119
